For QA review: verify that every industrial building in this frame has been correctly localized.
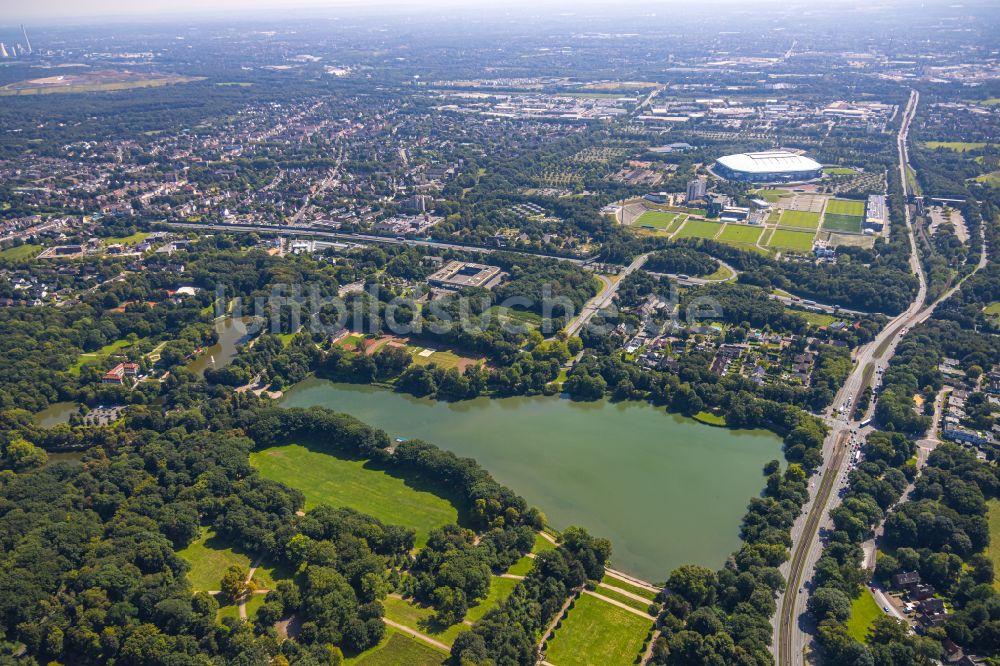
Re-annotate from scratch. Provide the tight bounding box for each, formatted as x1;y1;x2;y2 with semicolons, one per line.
713;150;822;183
865;194;887;232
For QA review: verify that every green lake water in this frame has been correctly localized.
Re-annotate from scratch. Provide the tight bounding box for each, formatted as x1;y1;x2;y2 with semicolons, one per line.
279;378;783;582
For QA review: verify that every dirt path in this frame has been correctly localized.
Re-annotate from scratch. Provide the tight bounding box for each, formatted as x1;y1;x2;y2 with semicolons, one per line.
239;556;264;620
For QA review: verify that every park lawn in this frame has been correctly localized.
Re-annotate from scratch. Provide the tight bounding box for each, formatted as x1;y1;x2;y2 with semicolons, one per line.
488;305;542;328
975;171;1000;187
825;198;866;216
634;211;679;229
925;141;988;152
410;348;471;371
693;411;727;426
674;219;723;240
534;532;557;554
986;498;1000;590
983;302;1000;316
778;210;822;230
0;243;42;260
382;596;466;645
250;444;458;549
545;594;652;666
466;577;519;624
718;224;763;245
823;213;864;233
600;575;658;601
349;629;447;666
592;586;653;614
70;338;134;376
704;264;735;281
177;527;253;592
217;593;266;623
101;231;151;246
845;592;882;643
767;229;816;252
507;555;536;577
788;308;841;328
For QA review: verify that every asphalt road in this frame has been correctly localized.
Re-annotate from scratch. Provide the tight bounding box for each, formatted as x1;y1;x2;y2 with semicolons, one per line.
564;253;649;337
776;89;927;666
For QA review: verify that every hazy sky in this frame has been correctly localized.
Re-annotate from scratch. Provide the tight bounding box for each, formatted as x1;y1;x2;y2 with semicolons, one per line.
3;0;904;23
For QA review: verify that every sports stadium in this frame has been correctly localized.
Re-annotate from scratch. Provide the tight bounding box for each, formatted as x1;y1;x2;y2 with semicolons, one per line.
713;150;823;183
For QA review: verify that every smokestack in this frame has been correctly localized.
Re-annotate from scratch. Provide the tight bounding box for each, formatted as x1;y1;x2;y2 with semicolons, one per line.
20;25;31;55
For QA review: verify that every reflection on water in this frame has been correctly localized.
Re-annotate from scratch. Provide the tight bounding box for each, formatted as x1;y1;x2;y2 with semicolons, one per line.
187;317;260;376
279;377;783;581
34;401;79;427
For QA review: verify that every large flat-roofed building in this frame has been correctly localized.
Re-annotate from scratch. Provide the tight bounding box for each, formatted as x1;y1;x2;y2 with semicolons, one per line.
427;261;504;290
714;150;822;183
865;194;887;231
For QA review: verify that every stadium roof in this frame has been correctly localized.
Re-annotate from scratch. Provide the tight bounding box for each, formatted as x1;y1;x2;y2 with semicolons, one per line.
715;150;822;174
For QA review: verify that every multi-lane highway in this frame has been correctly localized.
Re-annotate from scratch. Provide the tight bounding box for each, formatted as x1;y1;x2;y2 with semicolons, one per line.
775;89;927;666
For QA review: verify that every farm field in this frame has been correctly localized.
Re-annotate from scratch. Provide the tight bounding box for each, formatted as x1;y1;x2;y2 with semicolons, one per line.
767;229;816;252
825;199;866;216
544;594;652;666
778;210;822;229
249;444;459;548
674;219;723;240
823;213;864;233
633;210;680;229
348;629;447;666
0;73;203;95
717;224;763;245
845;592;881;643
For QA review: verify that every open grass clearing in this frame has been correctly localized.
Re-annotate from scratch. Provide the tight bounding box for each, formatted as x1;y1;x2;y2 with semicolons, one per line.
986;498;1000;590
217;593;266;623
703;263;735;281
348;628;447;666
778;210;822;230
788;308;842;328
250;444;459;549
755;188;790;203
600;575;658;601
823;213;864;234
177;527;253;592
845;592;881;643
767;229;816;252
70;338;134;376
924;141;989;152
101;231;151;247
466;576;519;623
592;586;654;614
983;302;1000;316
825;199;866;216
0;244;42;260
544;593;652;666
674;219;723;240
487;305;542;328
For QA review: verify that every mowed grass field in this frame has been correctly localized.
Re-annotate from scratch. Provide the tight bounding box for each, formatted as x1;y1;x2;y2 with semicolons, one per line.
767;229;816;252
634;210;679;229
825;198;866;216
986;498;1000;590
177;527;253;592
674;219;723;240
717;224;763;245
545;594;652;666
823;213;864;233
348;629;447;666
250;444;459;548
0;244;42;260
925;141;989;152
778;210;822;229
845;592;881;643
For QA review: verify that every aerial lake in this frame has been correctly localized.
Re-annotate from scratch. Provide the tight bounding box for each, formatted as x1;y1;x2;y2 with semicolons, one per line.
279;377;783;582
